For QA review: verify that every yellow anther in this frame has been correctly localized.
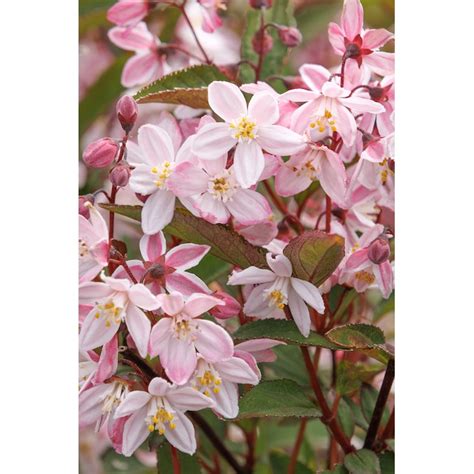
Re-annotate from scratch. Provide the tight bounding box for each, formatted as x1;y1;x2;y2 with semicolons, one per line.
148;424;155;432
231;117;256;140
95;313;100;319
355;271;375;284
213;387;220;394
158;428;165;435
105;321;111;328
204;390;210;397
151;167;158;174
324;110;332;118
309;122;316;128
169;422;176;430
215;379;221;386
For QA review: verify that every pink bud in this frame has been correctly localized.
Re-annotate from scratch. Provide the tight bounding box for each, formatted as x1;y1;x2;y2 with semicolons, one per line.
209;291;241;320
249;0;272;8
277;26;302;48
79;195;94;219
83;138;118;168
107;0;149;27
116;95;138;133
368;238;391;264
252;30;273;55
109;163;131;187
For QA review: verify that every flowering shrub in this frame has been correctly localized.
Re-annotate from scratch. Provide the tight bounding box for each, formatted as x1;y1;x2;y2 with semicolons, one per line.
79;0;394;471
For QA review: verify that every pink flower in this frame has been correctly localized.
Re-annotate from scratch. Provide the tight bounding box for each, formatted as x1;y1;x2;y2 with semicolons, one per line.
79;203;109;283
192;82;305;188
128;124;191;234
197;0;226;33
190;355;259;418
79;275;160;357
107;0;150;27
234;338;286;364
114;377;214;456
282;64;384;145
149;292;233;384
79;379;129;430
275;144;347;205
139;231;212;296
339;226;393;298
228;253;325;337
167;157;273;225
328;0;394;76
233;218;278;246
108;22;168;87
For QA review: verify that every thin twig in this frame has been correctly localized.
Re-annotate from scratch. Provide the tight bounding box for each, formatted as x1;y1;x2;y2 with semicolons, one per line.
288;418;308;474
178;2;211;64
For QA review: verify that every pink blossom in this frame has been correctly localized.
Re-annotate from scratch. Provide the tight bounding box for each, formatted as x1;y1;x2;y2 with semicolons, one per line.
149;292;233;384
328;0;394;76
228;253;325;337
234;338;286;364
167;157;273;225
114;377;214;456
79;275;160;357
282;64;384;145
197;0;226;33
79;203;109;283
190;355;259;418
107;0;150;27
128;124;192;234
108;22;168;87
139;231;212;296
192;82;305;188
275;144;347;205
233;218;278;246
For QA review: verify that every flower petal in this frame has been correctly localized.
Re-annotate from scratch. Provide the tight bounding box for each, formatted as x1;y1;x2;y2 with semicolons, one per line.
79;307;120;352
195;320;234;362
266;253;292;277
248;92;279;126
128;284;160;310
139;232;166;262
164;411;197;455
148;377;172;397
167;162;209;197
214;356;260;384
138;124;175;165
341;0;364;40
208;81;247;122
166;272;211;297
288;287;311;337
115;391;151;418
290;278;325;314
170;387;215;411
299;64;331;91
157;292;185;316
107;22;154;51
192;122;236;159
121;407;150;457
165;243;210;270
184;293;223;318
141;190;176;235
226;189;272;225
233;140;265;188
124;304;151;358
228;267;276;285
257;125;305;156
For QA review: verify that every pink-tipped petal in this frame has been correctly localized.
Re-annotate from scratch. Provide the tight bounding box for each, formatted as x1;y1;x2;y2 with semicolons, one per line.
121;52;161;88
341;0;364;40
208;81;247;122
158;292;185;316
93;335;119;384
214;357;260;384
107;23;154;51
184;293;223;318
138;124;175;166
363;28;394;50
125;304;151;358
79;307;120;352
373;261;393;299
227;189;272;225
171;387;215;411
192;122;236;159
290;278;325;314
141;190;175;235
195;320;234;362
228;267;276;285
115;391;151;418
165;243;210;270
148;317;172;358
121;407;150;457
288;287;311;337
162;338;197;385
233;141;265;189
139;232;166;262
167;162;208;197
164;411;196;455
166;272;211;297
148;377;172;397
248;92;279;126
266;253;293;277
299;64;331;91
257;125;305;156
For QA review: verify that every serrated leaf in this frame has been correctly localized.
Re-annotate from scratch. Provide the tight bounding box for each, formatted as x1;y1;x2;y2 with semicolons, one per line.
156;442;200;473
269;345;310;387
337;397;355;439
237;379;322;419
326;324;385;348
79;55;126;136
100;204;267;269
233;320;339;349
133;65;229;108
269;451;313;474
336;361;385;396
379;451;394;474
283;231;345;287
319;465;349;474
344;449;381;474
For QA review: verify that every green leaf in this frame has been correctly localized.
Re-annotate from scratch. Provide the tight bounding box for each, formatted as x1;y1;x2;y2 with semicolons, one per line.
332;289;358;323
337;397;355;439
379;451;394;474
79;55;126;136
239;8;260;83
360;383;390;427
233;320;339;349
133;65;229;108
336;361;385;396
319;465;349;474
268;345;310;387
344;449;381;474
237;379;322;419
326;324;385;348
283;231;345;286
101;447;155;473
156;442;201;473
99;204;268;269
192;253;231;284
79;0;114;16
269;451;313;474
373;292;394;322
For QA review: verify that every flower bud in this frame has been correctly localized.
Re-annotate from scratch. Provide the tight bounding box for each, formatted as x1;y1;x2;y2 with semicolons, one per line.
83;138;118;168
79;194;94;219
367;237;391;264
116;95;138;133
107;0;149;27
276;26;302;48
252;30;273;55
249;0;272;9
109;163;131;187
209;291;241;320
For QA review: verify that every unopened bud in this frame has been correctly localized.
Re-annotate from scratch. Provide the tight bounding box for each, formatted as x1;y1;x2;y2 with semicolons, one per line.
367;237;390;264
109;163;131;187
116;95;138;132
249;0;272;9
252;29;273;55
276;25;302;47
83;138;118;168
79;194;94;218
209;291;241;320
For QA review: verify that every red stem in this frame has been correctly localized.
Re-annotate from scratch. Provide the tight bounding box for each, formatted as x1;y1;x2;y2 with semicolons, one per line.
178;2;211;64
170;445;181;474
325;195;332;233
288;418;307;474
254;10;266;81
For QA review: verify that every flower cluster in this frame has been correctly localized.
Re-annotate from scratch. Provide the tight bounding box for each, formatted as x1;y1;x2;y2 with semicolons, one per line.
79;0;394;465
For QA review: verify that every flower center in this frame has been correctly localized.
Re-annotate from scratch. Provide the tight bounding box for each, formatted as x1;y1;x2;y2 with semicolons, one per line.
208;170;237;202
263;277;289;310
192;361;222;397
309;109;336;134
94;299;123;328
355;271;375;285
379;158;394;185
79;239;89;258
172;317;198;342
146;398;176;434
151;161;174;189
102;382;129;413
230;117;257;141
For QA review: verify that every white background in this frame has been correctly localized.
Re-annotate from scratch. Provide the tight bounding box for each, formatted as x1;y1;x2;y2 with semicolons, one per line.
0;0;473;471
